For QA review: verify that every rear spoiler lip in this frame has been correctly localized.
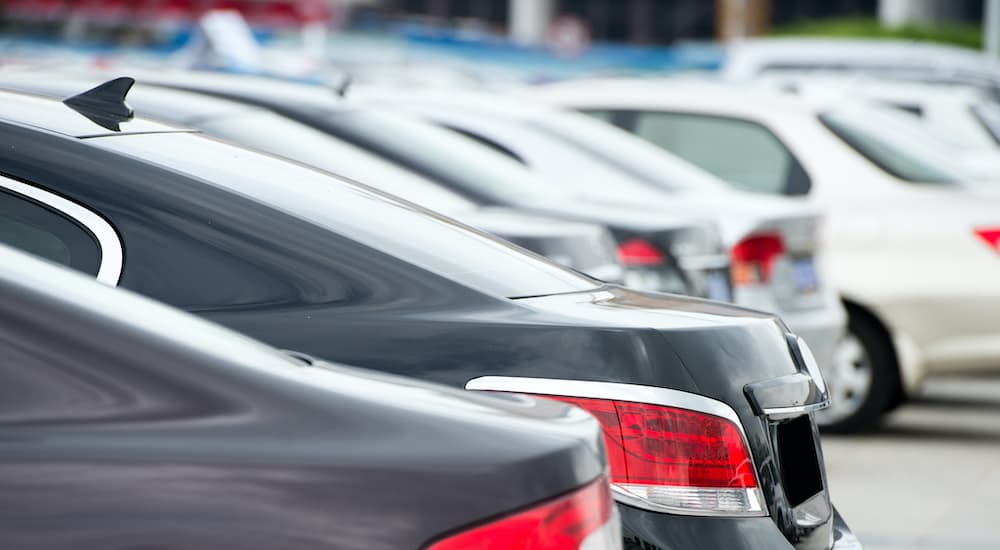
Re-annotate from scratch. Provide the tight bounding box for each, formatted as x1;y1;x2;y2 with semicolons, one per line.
744;334;831;419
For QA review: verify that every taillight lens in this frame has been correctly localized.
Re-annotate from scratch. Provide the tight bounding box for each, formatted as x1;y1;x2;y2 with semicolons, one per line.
616;238;666;266
975;227;1000;252
425;475;620;550
730;233;785;286
616;238;690;294
535;396;763;516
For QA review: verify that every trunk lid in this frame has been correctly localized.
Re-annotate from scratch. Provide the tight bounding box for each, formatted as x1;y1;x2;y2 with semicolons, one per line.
514;286;836;549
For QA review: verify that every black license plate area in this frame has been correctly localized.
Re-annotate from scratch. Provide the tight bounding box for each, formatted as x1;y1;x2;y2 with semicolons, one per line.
775;415;824;507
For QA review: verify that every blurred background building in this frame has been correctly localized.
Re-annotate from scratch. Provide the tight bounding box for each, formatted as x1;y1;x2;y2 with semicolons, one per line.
0;0;990;44
369;0;987;44
0;0;996;85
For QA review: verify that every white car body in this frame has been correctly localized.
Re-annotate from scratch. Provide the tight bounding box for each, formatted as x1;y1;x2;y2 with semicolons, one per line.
355;87;846;375
760;77;1000;181
720;37;1000;96
532;79;1000;398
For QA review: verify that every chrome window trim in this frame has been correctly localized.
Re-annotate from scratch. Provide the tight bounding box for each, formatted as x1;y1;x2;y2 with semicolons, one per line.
0;176;123;285
465;376;768;518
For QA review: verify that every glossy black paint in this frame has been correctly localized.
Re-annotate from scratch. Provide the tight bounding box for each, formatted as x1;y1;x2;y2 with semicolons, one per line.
154;75;703;230
0;245;607;549
0;90;857;550
120;71;726;297
0;75;622;282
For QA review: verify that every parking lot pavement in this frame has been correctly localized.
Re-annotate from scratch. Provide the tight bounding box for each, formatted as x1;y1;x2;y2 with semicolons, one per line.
821;375;1000;550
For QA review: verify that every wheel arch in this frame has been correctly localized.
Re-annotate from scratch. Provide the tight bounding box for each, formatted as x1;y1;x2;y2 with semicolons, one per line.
840;297;906;410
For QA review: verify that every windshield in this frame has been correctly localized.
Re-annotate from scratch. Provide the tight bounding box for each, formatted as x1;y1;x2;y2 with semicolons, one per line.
529;110;729;193
819;106;963;184
93;132;598;298
198;111;477;213
317;109;563;206
971;101;1000;145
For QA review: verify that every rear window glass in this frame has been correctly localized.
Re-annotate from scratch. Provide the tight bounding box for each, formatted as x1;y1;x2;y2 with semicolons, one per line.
971;102;1000;146
529;112;729;193
0;189;101;275
819;108;960;184
198;111;477;213
92;133;598;298
318;110;562;206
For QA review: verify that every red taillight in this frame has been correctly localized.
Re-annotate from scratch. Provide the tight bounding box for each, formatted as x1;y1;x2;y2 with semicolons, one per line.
536;395;763;516
730;233;784;285
975;228;1000;252
425;475;618;550
617;238;666;266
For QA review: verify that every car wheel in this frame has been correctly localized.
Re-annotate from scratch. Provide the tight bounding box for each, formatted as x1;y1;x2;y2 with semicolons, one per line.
816;312;897;432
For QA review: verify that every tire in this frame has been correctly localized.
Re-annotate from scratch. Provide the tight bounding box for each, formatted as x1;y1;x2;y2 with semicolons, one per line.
816;309;900;433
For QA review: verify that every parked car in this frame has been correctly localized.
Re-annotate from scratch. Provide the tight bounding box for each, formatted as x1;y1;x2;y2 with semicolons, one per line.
719;37;1000;99
0;243;619;549
535;77;1000;431
0;81;860;549
360;87;845;381
0;74;624;284
761;76;1000;181
112;68;732;301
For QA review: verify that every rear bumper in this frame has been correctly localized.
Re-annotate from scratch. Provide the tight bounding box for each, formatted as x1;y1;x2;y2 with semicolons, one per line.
832;508;864;550
620;504;862;550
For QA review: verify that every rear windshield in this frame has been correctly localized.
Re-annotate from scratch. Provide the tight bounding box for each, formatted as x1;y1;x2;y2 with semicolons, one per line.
528;111;729;193
971;101;1000;145
92;132;598;298
316;109;563;206
198;111;477;213
819;107;961;184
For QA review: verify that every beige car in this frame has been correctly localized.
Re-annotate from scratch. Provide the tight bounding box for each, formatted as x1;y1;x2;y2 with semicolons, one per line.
533;79;1000;430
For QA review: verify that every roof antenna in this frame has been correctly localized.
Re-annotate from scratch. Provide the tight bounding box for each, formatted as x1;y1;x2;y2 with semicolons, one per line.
63;77;135;132
331;73;352;97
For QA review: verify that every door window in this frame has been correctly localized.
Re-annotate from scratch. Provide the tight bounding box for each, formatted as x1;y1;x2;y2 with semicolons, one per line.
0;189;101;275
0;177;122;285
631;111;811;195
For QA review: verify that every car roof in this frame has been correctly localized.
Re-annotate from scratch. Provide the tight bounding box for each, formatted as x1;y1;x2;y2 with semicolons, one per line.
0;73;258;126
355;85;554;121
0;85;188;138
534;77;819;118
773;76;988;104
119;68;349;111
722;37;1000;79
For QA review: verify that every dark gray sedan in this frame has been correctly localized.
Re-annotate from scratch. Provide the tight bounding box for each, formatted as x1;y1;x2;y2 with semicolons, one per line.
0;244;618;549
